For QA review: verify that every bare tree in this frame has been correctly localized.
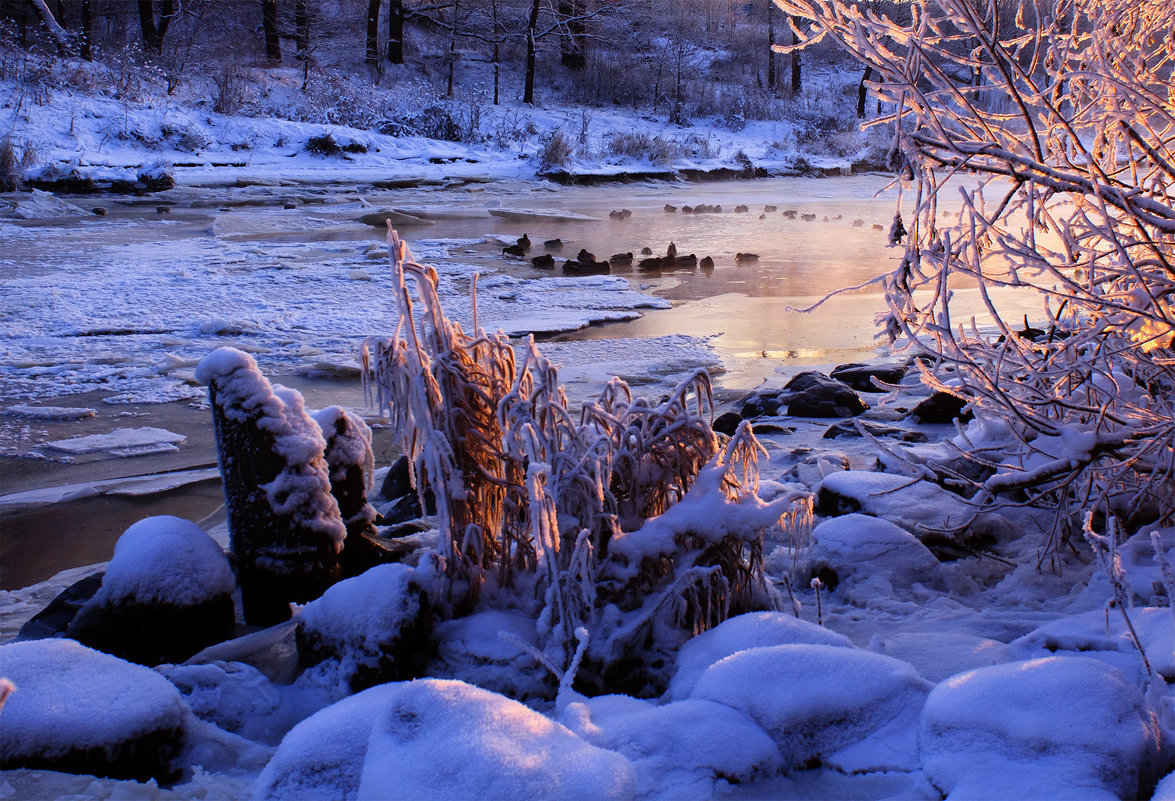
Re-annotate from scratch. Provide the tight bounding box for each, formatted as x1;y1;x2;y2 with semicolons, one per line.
777;0;1175;561
387;0;405;63
138;0;176;53
261;0;281;63
366;0;381;65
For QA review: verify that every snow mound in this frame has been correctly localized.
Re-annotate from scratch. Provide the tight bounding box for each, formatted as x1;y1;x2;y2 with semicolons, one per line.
808;513;940;599
690;643;931;773
298;564;421;655
1013;606;1175;682
921;656;1162;800
256;679;636;801
560;694;780;800
95;516;234;606
817;471;973;533
667;611;852;700
0;640;187;773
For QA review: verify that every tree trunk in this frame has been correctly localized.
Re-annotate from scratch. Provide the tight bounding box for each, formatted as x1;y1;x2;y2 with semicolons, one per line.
446;0;459;97
766;0;775;90
137;0;175;53
262;0;281;63
523;0;539;104
29;0;69;54
490;0;499;103
387;0;404;63
295;0;310;60
857;64;872;117
365;0;380;65
790;15;801;94
80;0;92;60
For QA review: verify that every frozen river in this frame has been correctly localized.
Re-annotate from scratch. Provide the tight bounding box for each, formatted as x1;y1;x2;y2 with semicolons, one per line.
0;174;1028;587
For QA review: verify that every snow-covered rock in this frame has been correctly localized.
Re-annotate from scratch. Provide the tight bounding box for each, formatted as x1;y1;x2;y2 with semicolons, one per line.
807;513;941;600
0;639;188;781
920;656;1163;800
429;609;553;703
690;643;931;772
1012;606;1175;682
64;516;236;666
255;679;636;801
296;564;431;693
560;694;780;800
666;611;852;700
817;470;973;532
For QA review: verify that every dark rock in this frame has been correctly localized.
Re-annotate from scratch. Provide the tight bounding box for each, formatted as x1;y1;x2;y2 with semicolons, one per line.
713;411;743;436
296;564;433;693
376;492;423;525
92;207;107;216
740;392;786;418
822;420;927;442
16;571;105;641
64;516;237;666
909;392;973;424
816;486;862;517
829;362;908;392
784;372;868;418
752;423;795;435
531;253;555;269
378;455;412;501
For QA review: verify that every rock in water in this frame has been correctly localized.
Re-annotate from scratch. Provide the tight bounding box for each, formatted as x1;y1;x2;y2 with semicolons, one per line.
0;639;188;782
65;516;236;665
196;347;345;626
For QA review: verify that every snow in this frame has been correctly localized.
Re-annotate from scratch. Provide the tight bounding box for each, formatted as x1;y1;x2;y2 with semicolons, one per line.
1013;606;1175;682
94;516;234;607
817;470;979;533
920;656;1163;800
806;513;941;599
298;564;420;655
689;643;932;773
666;611;852;700
560;695;781;800
256;679;636;801
0;639;187;757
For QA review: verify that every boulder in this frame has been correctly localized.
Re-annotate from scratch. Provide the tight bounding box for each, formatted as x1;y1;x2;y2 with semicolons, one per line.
255;680;635;801
829;362;907;392
296;563;432;693
807;513;940;599
822;419;926;442
921;657;1162;799
16;571;104;640
783;372;868;418
712;411;743;436
0;639;188;781
909;391;973;424
65;516;236;666
690;644;931;773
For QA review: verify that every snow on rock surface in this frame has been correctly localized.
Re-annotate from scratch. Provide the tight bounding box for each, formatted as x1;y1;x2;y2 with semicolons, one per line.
298;564;422;655
920;656;1162;800
666;611;852;700
689;643;931;773
256;679;636;801
807;513;941;600
93;515;234;606
560;694;781;801
1013;606;1175;682
0;639;188;778
817;470;976;533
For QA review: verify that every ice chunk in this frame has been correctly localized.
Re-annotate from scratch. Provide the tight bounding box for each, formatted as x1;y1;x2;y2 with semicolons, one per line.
2;405;96;420
43;426;186;455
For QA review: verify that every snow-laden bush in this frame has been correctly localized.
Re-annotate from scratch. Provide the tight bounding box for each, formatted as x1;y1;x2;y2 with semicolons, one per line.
363;231;812;695
778;0;1175;562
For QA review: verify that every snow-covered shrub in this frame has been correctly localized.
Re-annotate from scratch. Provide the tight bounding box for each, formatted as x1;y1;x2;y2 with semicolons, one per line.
778;0;1175;562
538;129;574;170
605;132;682;165
196;347;345;625
363;231;812;695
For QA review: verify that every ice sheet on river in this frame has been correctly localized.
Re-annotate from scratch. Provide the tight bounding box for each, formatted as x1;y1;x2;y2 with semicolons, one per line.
1;230;671;402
